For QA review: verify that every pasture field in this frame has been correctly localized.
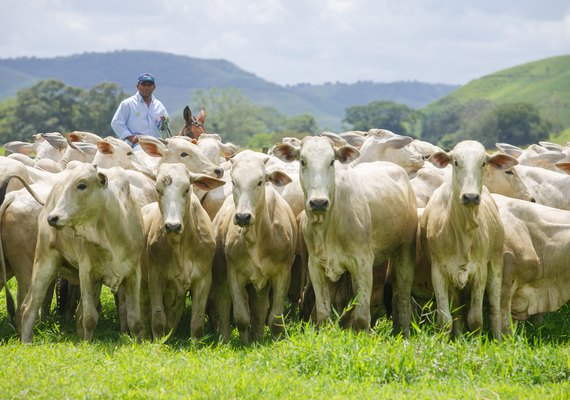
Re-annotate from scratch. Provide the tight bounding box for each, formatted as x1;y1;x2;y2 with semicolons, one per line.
0;286;569;399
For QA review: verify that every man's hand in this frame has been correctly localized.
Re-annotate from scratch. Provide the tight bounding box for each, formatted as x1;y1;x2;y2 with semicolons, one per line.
127;135;139;144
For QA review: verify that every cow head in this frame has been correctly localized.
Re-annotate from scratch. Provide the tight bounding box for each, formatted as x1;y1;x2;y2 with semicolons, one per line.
354;133;424;173
272;136;359;221
139;136;224;178
47;164;109;229
230;150;291;227
155;163;224;235
430;140;518;207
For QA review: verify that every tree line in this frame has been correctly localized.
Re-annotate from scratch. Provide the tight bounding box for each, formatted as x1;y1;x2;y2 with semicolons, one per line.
0;79;556;149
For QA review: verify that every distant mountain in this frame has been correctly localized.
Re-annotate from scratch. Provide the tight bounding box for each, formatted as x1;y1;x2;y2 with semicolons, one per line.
0;50;458;131
423;55;570;129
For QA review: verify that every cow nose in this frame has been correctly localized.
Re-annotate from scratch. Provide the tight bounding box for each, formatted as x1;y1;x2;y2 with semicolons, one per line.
164;222;182;233
462;193;480;206
234;213;252;226
47;215;59;226
309;198;329;212
214;168;224;178
530;197;536;203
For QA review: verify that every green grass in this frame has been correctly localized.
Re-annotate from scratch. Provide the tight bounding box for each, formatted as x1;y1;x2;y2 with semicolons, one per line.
0;285;569;399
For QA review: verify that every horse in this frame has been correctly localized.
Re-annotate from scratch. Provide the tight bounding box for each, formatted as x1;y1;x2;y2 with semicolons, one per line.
178;106;206;140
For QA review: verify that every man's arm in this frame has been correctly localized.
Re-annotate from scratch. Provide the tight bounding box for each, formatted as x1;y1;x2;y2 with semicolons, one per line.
111;102;135;140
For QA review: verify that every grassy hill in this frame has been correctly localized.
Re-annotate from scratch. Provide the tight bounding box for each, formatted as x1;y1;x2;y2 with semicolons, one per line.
0;51;458;131
423;55;570;131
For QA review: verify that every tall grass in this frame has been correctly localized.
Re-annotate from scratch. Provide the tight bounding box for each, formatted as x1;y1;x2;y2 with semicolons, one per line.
0;285;569;399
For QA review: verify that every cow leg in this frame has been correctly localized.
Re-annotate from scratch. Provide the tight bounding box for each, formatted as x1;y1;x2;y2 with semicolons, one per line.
78;267;101;342
148;264;166;339
450;289;465;338
500;252;517;335
115;287;128;333
268;271;290;339
189;269;211;339
228;268;251;345
209;256;232;342
431;264;452;335
20;250;61;343
307;256;331;327
486;257;503;341
391;244;415;338
250;285;270;343
349;260;372;331
124;268;142;342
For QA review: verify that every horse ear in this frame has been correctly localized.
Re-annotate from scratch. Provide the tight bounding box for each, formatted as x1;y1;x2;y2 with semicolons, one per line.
183;106;191;123
198;108;206;124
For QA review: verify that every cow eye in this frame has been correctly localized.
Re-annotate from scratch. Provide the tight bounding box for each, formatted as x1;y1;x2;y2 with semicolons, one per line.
454;160;458;167
180;152;188;157
77;183;87;191
127;151;133;156
330;159;335;166
300;160;305;167
185;187;190;194
505;170;514;175
257;180;263;187
482;162;486;168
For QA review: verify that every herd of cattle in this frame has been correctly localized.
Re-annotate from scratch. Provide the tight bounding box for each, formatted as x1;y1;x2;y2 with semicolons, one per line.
1;126;570;345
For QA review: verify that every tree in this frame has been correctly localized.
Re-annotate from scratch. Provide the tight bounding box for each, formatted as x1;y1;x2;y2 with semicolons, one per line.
191;88;269;145
494;102;551;146
343;100;421;136
439;101;552;148
11;80;83;141
75;83;128;136
2;80;128;142
191;88;321;146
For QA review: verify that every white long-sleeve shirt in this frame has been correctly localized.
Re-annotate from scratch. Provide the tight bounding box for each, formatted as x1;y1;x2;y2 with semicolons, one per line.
111;92;168;140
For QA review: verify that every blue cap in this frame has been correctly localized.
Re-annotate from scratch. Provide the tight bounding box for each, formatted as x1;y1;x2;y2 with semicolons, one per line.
137;73;155;84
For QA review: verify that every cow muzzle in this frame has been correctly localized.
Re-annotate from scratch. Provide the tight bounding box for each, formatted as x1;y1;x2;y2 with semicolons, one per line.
308;198;329;212
461;193;481;206
47;214;65;229
164;222;183;233
234;213;253;227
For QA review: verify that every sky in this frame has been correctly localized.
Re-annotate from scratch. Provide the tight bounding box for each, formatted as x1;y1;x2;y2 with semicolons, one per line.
1;0;569;86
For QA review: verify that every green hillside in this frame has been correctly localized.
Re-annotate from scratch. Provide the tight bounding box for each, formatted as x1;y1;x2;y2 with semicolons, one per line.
424;55;570;129
0;51;457;131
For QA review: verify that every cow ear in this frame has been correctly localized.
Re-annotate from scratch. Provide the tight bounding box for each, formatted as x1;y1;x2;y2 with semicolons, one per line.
189;173;225;191
272;143;300;163
495;143;523;158
96;140;115;155
335;145;360;164
96;172;108;188
267;170;292;187
429;151;452;168
383;135;414;149
139;137;166;158
487;153;519;170
555;162;570;175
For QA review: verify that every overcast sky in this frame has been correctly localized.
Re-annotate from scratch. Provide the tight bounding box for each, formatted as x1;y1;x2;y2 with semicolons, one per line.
1;0;569;86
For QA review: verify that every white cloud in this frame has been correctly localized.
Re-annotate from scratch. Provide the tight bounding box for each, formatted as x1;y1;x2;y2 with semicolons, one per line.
0;0;568;85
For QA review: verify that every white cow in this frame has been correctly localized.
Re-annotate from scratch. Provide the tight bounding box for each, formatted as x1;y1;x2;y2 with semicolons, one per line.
420;140;515;340
19;165;145;342
139;136;224;179
273;136;417;336
493;194;570;333
351;133;424;175
496;143;565;171
142;163;224;339
211;150;297;344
